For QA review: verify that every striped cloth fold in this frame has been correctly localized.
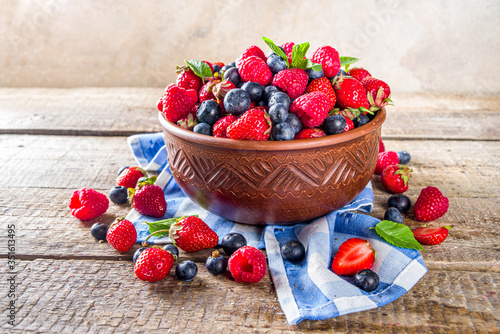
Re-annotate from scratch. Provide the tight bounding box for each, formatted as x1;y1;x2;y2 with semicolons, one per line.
126;133;427;325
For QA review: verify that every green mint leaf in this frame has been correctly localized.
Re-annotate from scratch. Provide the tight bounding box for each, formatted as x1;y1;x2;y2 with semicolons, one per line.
340;56;360;67
290;42;310;68
305;59;322;71
262;36;289;68
292;58;308;70
185;60;213;83
374;220;426;251
145;215;199;237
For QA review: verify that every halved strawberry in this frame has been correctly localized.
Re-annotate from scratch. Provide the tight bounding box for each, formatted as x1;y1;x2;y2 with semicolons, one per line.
331;238;375;276
412;226;451;245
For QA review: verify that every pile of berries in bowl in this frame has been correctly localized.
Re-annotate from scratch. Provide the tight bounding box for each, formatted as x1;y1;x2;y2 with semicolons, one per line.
157;37;392;225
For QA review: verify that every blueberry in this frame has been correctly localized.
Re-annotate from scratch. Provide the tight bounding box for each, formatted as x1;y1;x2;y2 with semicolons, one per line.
280;240;306;263
267;54;287;73
206;250;228;275
397;151;411;164
90;223;108;241
272;122;295;141
117;166;129;176
175;260;198;282
306;67;324;80
384;207;404;224
241;81;263;101
387;194;411;213
267;46;286;58
109;186;128;205
221;233;247;256
163;244;179;258
285;113;302;134
323;115;346;135
229;61;236;68
269;103;289;123
236;81;245;88
268;92;290;110
263;85;279;102
133;247;146;263
353;269;380;292
220;64;234;74
353;114;370;128
223;88;251;115
197;100;221;125
212;64;221;75
333;69;349;81
258;100;267;106
193;123;212;136
223;67;241;86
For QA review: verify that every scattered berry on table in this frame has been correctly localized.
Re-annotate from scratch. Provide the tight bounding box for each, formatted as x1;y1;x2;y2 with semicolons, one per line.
169;216;218;252
221;233;247;256
268;92;291;110
348;67;371;82
228;246;267;283
223;67;241;86
196;100;221;125
175;260;198;282
175;67;203;92
106;218;137;253
267;54;288;73
331;238;375;276
223;88;251;115
90;222;108;241
117;166;129;176
290;92;331;128
353;269;380;292
131;177;167;218
241;81;264;101
116;167;146;189
238;55;272;86
384;207;404;224
109;186;128;205
412;226;451;245
334;77;370;110
353;113;370;128
305;77;337;110
206;250;228;275
159;83;198;123
134;247;174;282
381;164;412;194
323;115;347;135
413;186;449;221
163;244;179;258
213;115;238;138
272;68;309;100
226;109;272;141
375;151;400;175
280;240;306;263
269;103;289;123
295;128;326;139
133;247;146;263
387;194;411;213
272;122;295;141
310;45;341;78
397;150;411;164
69;188;109;221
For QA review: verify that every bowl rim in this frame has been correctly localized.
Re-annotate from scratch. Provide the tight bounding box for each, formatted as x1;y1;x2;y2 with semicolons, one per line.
159;108;385;151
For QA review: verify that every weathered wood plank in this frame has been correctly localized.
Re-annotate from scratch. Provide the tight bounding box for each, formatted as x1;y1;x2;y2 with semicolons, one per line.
3;259;498;333
1;89;499;140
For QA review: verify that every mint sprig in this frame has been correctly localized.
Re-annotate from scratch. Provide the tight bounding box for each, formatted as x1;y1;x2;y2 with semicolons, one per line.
262;36;289;68
290;42;310;68
374;220;426;251
185;60;213;83
340;56;360;71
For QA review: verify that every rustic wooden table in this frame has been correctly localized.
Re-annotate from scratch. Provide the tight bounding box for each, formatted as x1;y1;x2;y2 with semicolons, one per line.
1;88;499;333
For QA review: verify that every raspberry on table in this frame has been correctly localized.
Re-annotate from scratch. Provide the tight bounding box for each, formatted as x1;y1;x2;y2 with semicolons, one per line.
228;246;267;283
69;188;109;221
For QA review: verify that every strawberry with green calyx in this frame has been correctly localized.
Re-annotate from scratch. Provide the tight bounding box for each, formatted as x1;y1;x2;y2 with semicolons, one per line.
107;217;137;253
212;79;237;103
362;77;393;108
129;176;167;218
184;59;213;84
198;77;221;103
381;164;412;194
176;113;198;130
412;226;452;245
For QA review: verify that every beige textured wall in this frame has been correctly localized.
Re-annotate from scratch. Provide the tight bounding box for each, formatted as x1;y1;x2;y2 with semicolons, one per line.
2;0;499;94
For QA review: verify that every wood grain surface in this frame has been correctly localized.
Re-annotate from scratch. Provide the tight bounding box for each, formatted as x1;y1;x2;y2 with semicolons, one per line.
0;89;498;333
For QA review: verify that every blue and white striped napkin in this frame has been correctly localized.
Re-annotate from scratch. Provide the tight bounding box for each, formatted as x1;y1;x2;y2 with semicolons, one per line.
126;132;427;325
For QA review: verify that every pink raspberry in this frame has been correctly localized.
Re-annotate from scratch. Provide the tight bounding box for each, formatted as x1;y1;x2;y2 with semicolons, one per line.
237;45;267;66
69;188;109;221
238;56;272;86
228;246;267;283
290;91;331;128
160;84;198;123
311;46;341;78
271;68;309;100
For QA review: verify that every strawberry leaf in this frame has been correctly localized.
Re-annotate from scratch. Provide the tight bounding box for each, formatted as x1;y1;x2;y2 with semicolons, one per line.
185;60;213;83
374;220;426;251
262;36;290;68
340;56;360;71
145;215;199;237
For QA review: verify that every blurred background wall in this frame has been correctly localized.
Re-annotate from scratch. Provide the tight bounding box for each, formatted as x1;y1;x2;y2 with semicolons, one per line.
1;0;499;95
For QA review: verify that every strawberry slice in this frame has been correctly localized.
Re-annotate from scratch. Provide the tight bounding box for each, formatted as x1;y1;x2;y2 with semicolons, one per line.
331;238;375;276
412;226;451;245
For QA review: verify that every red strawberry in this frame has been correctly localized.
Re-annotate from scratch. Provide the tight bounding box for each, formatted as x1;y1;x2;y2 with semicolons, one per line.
175;67;203;92
343;116;354;132
271;68;309;100
228;246;267;283
160;84;198;123
213;61;225;68
106;218;137;253
381;164;412;194
238;56;272;86
131;177;167;218
379;138;385;153
348;67;371;82
333;77;370;111
134;247;174;282
116;167;145;189
237;45;267;66
226;109;272;141
331;238;375;276
412;226;451;245
212;79;236;103
361;77;392;108
69;188;109;221
198;78;221;103
305;77;337;110
213;115;238;138
375;151;399;174
290;91;331;128
311;46;341;78
294;128;326;139
169;216;218;252
176;112;198;130
414;187;449;222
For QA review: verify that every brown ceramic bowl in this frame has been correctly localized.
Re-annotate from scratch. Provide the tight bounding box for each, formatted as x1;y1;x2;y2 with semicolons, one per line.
159;108;385;225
